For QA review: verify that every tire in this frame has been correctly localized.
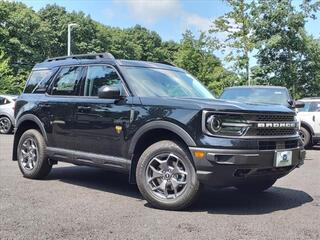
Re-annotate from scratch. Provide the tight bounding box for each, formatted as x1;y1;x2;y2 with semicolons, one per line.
17;129;52;179
299;127;311;148
136;140;200;210
236;179;276;193
0;116;13;134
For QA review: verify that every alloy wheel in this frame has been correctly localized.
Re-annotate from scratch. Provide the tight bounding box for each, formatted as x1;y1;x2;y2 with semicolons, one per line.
299;130;305;145
0;117;11;134
20;137;38;170
146;153;188;199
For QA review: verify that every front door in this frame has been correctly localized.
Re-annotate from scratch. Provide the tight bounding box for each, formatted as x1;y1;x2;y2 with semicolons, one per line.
73;65;132;158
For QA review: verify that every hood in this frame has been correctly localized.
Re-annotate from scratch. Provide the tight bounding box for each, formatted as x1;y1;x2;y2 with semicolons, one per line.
139;97;295;114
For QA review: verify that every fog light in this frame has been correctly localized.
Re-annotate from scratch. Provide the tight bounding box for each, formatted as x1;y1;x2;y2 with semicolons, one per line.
194;151;205;158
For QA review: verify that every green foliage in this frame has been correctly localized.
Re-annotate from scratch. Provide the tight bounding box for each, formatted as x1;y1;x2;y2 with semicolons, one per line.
210;0;254;84
1;1;319;98
0;2;234;95
251;0;320;98
0;50;24;94
173;31;240;95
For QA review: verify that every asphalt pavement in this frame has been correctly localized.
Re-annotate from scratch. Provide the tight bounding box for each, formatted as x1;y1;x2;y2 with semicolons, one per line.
0;134;319;240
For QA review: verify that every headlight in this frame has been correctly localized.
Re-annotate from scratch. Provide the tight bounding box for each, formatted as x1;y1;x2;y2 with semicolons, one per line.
203;111;251;136
206;115;222;132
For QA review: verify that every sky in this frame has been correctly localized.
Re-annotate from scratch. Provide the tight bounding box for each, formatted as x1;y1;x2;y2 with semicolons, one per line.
19;0;320;43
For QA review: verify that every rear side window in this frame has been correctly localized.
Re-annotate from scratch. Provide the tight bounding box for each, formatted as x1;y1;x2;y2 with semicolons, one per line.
0;97;12;105
24;69;55;93
0;97;5;105
51;66;83;96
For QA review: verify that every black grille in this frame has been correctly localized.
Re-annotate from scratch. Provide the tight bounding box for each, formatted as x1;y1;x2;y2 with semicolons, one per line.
259;140;298;150
257;129;297;136
255;115;295;122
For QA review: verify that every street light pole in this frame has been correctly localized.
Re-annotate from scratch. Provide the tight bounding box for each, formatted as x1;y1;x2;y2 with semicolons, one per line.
67;23;78;56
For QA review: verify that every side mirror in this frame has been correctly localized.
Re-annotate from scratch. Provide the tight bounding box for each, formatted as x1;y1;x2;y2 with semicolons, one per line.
98;86;121;99
292;100;305;108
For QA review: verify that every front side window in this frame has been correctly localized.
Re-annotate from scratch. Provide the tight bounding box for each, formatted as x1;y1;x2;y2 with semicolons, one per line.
122;67;214;98
52;66;83;96
24;69;55;93
298;102;311;112
309;102;320;112
84;65;122;96
0;97;5;105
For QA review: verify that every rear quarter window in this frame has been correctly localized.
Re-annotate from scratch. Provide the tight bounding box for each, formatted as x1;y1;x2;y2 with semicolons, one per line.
24;69;56;94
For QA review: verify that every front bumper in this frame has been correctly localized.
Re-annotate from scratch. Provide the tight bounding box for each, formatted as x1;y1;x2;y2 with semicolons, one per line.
189;146;305;187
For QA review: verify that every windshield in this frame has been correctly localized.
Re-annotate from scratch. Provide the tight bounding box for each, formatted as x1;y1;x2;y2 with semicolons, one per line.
220;88;290;105
122;66;214;98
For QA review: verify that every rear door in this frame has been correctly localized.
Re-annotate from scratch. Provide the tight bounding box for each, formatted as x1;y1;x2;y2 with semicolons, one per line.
309;101;320;135
44;65;85;150
73;64;132;159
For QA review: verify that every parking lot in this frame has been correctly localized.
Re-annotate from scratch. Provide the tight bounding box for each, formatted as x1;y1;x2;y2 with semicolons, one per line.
0;134;319;240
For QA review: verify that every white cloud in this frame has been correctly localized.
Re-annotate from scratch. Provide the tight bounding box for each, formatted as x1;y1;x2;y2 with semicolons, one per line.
184;13;212;32
117;0;182;24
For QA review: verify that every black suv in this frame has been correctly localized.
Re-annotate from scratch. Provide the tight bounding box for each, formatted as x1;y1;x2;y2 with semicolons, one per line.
13;53;305;210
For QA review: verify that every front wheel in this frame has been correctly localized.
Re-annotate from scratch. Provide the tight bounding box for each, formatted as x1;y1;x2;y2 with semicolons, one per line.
136;140;200;210
236;179;276;193
299;127;311;148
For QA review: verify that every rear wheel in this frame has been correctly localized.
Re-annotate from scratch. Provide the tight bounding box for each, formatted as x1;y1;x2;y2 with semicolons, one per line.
299;127;311;148
17;129;52;179
236;179;276;193
0;116;13;134
136;140;199;210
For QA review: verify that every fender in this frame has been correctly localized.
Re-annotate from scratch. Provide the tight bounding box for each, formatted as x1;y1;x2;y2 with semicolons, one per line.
128;120;196;156
300;120;315;136
15;114;48;142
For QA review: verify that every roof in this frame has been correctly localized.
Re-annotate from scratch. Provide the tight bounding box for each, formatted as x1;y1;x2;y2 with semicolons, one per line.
224;85;288;90
0;94;18;99
33;52;182;71
300;97;320;102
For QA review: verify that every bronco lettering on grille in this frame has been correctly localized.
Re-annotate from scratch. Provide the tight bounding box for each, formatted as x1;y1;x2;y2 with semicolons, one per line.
257;122;297;128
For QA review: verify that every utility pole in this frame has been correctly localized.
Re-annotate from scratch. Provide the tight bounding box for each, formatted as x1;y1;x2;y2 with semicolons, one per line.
67;23;78;56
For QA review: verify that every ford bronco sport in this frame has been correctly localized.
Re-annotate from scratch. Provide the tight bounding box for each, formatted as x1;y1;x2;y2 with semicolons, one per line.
13;53;305;210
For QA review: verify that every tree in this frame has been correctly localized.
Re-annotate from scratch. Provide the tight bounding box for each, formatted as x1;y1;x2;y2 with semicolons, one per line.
0;50;22;94
251;0;320;98
39;4;103;56
210;0;254;85
0;1;50;75
0;2;238;95
174;31;239;95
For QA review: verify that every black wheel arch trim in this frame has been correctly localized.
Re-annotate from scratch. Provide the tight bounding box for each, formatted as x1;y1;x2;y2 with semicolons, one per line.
300;121;314;136
12;114;47;161
128;120;196;156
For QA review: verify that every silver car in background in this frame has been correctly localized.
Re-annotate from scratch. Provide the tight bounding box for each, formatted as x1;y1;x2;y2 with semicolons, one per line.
0;94;18;134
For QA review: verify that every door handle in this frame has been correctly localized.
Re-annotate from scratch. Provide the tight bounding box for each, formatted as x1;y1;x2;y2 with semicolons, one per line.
313;115;315;122
77;106;91;112
39;103;51;109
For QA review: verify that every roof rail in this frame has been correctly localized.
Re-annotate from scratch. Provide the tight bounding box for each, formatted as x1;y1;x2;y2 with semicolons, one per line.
45;52;115;62
157;61;177;67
